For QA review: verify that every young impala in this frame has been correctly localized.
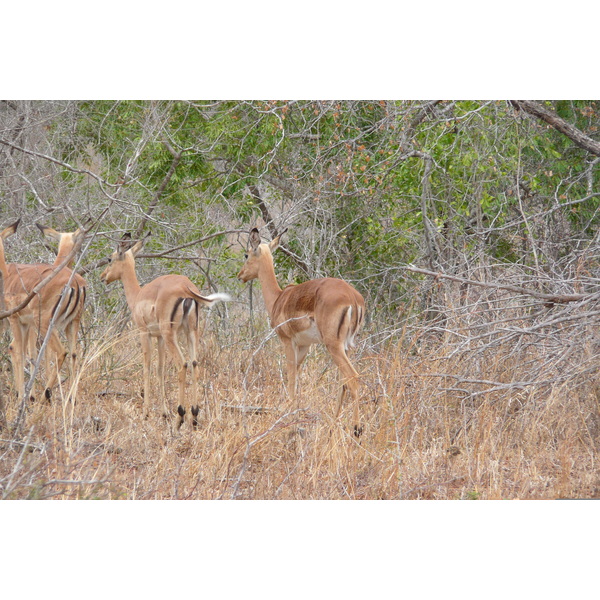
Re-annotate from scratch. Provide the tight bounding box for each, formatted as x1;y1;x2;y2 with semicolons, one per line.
100;234;230;430
1;222;86;401
238;228;366;436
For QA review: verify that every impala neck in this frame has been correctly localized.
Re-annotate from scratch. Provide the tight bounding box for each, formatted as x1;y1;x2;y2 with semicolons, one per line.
119;257;143;312
55;237;76;268
257;252;283;316
0;242;7;280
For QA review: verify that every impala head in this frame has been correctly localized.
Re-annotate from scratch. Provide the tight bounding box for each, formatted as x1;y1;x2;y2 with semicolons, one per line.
37;224;83;262
238;227;287;283
100;234;144;285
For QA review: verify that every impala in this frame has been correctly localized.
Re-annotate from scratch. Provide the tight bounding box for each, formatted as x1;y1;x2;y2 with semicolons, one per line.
100;234;231;429
4;224;86;401
238;227;366;436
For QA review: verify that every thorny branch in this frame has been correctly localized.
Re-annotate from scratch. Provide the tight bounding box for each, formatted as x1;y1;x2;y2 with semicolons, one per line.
402;264;595;304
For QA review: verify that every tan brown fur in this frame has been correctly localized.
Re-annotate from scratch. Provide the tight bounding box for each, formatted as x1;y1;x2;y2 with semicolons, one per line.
1;222;86;401
238;227;366;435
100;237;230;430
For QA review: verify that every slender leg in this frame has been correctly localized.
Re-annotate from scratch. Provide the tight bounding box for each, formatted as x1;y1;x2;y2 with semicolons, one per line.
282;340;298;404
156;336;168;417
42;331;68;399
64;315;81;383
295;343;311;373
161;325;188;430
187;324;200;427
139;331;152;419
177;363;187;429
291;342;310;407
326;342;362;436
8;319;25;401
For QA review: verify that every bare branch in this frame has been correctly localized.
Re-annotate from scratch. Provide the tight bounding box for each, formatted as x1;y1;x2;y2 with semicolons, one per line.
511;100;600;157
402;264;594;304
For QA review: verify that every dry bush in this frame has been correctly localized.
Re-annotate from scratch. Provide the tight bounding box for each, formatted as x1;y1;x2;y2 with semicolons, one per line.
1;277;599;501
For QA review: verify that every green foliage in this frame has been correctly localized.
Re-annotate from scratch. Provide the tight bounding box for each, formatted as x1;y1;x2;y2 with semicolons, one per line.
29;99;600;308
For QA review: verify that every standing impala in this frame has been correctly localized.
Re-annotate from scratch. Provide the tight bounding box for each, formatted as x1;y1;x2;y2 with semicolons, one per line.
100;234;230;430
3;224;86;401
238;227;366;436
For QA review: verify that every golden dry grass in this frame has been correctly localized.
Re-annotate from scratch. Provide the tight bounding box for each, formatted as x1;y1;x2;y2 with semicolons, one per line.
1;313;599;501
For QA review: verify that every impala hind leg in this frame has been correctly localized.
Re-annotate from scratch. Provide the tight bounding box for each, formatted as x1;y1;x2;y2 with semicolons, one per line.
156;337;169;418
327;343;362;437
161;325;189;430
64;317;81;386
188;333;200;428
139;332;153;419
42;331;68;402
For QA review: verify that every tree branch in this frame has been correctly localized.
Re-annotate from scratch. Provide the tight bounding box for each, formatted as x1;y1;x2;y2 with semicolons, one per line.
402;264;594;304
133;141;184;238
511;100;600;157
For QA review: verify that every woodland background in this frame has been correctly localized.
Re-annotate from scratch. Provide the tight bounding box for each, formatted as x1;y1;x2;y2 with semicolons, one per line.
0;100;599;504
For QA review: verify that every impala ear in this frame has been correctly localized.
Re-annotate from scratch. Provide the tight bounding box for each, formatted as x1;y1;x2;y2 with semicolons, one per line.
248;228;262;252
1;218;20;240
37;224;61;242
269;227;287;252
130;239;145;257
117;232;133;253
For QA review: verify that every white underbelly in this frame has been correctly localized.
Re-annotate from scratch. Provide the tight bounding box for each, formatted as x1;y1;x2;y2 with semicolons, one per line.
294;320;321;346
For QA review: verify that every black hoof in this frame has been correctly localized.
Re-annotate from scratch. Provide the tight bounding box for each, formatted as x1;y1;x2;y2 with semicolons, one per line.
353;425;363;438
191;405;200;428
45;388;52;403
177;405;186;418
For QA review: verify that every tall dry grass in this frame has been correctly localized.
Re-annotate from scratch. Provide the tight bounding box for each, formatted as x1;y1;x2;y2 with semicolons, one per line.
1;292;599;500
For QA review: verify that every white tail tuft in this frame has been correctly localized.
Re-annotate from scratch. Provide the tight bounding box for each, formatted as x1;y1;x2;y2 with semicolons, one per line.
205;292;232;303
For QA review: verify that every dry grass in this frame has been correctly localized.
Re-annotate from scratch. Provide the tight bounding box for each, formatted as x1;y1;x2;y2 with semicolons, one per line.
1;306;599;501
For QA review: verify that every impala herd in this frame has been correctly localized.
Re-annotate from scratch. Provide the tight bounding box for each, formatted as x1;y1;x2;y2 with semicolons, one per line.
1;222;366;435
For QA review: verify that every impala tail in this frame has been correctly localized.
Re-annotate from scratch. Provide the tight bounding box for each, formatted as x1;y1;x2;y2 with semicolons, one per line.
186;287;232;306
171;292;231;329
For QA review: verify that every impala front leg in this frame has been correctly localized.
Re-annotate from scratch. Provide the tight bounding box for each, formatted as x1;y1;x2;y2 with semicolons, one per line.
9;323;26;402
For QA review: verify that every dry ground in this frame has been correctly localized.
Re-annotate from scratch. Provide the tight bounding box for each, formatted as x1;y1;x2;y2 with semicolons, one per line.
1;315;599;500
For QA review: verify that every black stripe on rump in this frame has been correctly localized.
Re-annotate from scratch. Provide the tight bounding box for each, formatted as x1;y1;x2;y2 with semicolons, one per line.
51;287;74;319
170;297;184;328
182;298;199;329
336;306;350;339
63;285;81;323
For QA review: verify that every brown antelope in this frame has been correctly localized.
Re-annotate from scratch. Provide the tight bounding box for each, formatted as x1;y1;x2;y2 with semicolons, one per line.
3;224;86;401
100;235;231;429
238;227;366;436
